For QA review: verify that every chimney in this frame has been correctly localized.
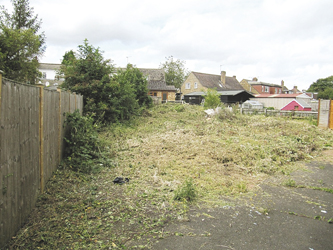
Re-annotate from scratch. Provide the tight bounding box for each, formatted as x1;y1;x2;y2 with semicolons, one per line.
233;75;236;79
252;77;258;81
221;71;226;85
281;80;284;87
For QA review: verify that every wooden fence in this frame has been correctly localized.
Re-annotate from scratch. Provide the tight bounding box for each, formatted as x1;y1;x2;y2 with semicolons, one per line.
0;71;83;248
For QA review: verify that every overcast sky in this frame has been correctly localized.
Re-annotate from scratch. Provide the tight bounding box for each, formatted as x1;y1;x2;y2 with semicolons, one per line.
2;0;333;90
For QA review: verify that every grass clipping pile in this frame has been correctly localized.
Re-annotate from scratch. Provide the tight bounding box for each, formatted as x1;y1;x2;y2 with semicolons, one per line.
7;104;333;249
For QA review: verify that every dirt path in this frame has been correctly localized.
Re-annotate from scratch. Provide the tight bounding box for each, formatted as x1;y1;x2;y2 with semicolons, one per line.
150;152;333;250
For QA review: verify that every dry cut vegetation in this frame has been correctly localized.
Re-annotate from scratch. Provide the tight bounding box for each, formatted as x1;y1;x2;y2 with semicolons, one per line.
6;104;333;249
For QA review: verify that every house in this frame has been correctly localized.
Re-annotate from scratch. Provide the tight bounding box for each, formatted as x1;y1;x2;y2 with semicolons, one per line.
239;78;260;95
138;68;177;102
181;71;253;104
281;99;312;111
250;93;313;110
287;86;302;94
240;77;283;95
38;63;63;86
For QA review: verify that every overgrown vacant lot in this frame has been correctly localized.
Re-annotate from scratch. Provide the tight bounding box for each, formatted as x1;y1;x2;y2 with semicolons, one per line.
7;104;333;249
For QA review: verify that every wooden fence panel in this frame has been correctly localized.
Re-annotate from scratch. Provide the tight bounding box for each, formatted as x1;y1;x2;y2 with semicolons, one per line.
42;89;61;190
18;84;40;228
0;81;21;245
0;76;83;248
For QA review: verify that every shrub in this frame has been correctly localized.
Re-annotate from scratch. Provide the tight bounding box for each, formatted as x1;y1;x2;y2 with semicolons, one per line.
63;110;111;173
203;89;221;109
173;178;198;202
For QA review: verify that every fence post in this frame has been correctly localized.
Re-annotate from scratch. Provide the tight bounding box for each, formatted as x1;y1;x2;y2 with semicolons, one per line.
37;84;45;193
57;89;62;163
0;70;3;116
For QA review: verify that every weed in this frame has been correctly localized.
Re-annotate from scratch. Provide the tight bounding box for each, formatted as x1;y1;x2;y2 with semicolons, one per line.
173;178;198;202
63;110;111;174
236;182;248;193
283;179;297;187
328;218;333;224
314;215;322;220
308;186;333;194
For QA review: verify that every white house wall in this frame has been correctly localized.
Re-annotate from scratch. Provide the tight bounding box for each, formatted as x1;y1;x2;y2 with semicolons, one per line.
250;97;297;109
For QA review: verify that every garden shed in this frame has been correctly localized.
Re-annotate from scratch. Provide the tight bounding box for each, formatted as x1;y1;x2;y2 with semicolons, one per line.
281;99;311;111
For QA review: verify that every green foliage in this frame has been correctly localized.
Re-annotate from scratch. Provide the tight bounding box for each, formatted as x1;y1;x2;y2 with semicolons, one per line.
203;88;221;109
159;55;189;89
116;64;152;108
283;179;297;187
64;110;111;173
317;88;333;99
60;41;151;124
173;178;198;202
0;0;45;83
60;40;113;89
308;75;333;99
308;75;333;92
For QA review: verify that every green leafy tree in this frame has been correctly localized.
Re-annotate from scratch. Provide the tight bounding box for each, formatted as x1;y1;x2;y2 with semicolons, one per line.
0;0;45;83
203;88;221;109
317;88;333;99
308;76;333;92
116;64;152;107
308;75;333;100
159;55;189;89
61;41;151;124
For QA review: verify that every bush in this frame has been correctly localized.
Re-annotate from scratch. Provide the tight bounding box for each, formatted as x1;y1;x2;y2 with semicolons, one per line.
203;89;221;109
64;110;111;173
173;178;198;202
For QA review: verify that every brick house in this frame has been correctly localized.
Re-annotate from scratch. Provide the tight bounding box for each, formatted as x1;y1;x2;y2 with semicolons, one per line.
139;68;177;102
181;71;253;104
240;77;283;95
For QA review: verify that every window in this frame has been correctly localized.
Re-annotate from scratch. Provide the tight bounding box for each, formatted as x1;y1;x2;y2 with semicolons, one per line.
185;83;191;89
42;72;46;79
262;86;264;92
265;86;269;93
294;105;299;110
194;82;198;89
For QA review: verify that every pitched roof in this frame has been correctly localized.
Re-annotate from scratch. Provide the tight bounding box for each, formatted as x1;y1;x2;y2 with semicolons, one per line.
138;68;165;81
39;63;61;70
254;93;303;98
192;72;243;91
184;90;251;96
249;81;282;88
281;99;311;110
148;80;177;91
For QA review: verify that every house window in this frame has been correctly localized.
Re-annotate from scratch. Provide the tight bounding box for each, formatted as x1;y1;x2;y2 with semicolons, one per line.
149;92;158;96
194;82;198;89
265;86;269;93
262;86;264;92
42;72;46;79
185;83;191;89
275;88;278;94
294;105;299;110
